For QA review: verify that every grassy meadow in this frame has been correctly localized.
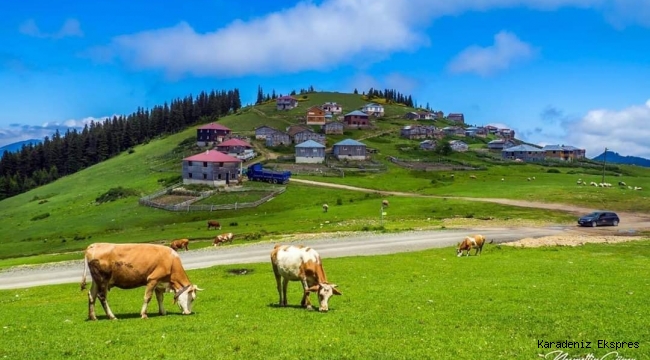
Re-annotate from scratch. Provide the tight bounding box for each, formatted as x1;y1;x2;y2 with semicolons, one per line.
1;241;648;360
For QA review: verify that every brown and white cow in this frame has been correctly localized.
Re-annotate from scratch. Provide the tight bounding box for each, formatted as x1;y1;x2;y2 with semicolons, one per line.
80;243;203;320
212;233;234;246
457;234;487;257
270;245;341;312
207;220;221;230
170;238;189;252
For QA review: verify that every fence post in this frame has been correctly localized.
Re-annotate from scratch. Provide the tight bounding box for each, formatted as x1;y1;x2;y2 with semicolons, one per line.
235;202;238;210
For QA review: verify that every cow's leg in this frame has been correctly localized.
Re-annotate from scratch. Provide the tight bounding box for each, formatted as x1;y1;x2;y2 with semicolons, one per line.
97;286;116;320
140;282;157;319
300;279;313;310
281;278;290;307
155;287;166;316
87;282;99;321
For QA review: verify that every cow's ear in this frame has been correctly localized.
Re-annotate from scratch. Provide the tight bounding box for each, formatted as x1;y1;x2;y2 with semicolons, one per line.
331;285;342;296
307;285;319;292
193;285;204;291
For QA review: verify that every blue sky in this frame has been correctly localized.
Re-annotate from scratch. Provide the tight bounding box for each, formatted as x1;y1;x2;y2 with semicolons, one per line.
1;0;650;158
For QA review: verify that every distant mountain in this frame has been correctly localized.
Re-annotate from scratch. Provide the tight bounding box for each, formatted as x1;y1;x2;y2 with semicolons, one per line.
592;150;650;168
0;139;43;154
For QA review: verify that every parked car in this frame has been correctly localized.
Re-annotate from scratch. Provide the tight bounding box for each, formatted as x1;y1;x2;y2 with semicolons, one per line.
578;211;620;227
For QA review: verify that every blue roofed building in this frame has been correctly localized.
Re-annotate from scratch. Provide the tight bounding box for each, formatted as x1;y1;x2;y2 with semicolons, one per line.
502;144;545;162
332;139;367;160
295;140;326;163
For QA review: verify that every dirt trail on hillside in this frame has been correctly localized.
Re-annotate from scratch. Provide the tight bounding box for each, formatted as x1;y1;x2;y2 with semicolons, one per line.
290;178;650;247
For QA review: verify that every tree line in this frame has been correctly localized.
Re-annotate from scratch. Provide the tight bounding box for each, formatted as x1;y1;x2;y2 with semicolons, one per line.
0;88;241;200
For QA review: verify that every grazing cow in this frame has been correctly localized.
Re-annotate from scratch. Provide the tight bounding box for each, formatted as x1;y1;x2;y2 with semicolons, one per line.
618;181;626;186
213;232;234;246
207;220;221;230
271;245;342;312
322;204;329;213
170;238;189;252
457;234;488;257
382;199;389;207
80;243;203;320
469;175;477;179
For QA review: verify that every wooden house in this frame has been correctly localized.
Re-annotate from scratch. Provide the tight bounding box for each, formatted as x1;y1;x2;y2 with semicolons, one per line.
295;140;326;164
332;139;367;161
400;125;438;140
343;110;370;127
447;113;465;124
361;103;384;117
265;132;291;147
196;123;232;147
488;139;516;151
276;96;298;110
502;144;545;162
255;125;279;140
542;145;586;161
449;140;469;152
322;121;344;135
419;139;437;151
294;129;326;145
305;106;326;125
182;150;242;186
403;112;420;120
215;138;255;160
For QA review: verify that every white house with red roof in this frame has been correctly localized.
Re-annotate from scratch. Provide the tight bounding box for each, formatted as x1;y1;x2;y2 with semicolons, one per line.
196;123;232;147
182;150;243;186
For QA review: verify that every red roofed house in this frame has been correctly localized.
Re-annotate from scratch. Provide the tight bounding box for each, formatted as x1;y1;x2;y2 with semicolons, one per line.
182;150;243;186
196;123;232;147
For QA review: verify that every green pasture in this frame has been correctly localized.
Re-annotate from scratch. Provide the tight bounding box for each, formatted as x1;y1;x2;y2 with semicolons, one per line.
1;241;648;359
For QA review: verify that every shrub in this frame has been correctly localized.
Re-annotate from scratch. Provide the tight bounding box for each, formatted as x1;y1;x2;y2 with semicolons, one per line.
127;148;135;154
547;169;561;173
158;175;182;187
336;198;343;206
96;187;139;204
229;222;239;226
31;213;50;221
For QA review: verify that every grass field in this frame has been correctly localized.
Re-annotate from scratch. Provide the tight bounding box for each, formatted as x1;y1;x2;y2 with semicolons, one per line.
1;241;647;360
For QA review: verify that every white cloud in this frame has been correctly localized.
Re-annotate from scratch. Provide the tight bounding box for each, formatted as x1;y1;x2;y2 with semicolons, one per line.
0;116;114;148
84;0;649;78
348;72;420;94
447;31;536;76
562;100;650;158
19;18;83;39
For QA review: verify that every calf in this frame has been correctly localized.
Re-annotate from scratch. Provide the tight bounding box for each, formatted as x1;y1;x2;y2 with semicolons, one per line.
382;199;389;207
207;220;221;230
322;204;329;213
213;232;234;246
80;243;203;320
457;234;487;257
170;239;189;252
271;245;341;312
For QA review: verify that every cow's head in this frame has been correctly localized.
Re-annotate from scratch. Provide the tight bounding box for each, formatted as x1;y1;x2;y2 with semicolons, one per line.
308;283;342;312
456;241;467;257
173;285;203;315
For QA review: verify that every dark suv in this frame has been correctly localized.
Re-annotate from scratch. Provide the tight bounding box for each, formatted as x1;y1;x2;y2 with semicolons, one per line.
578;211;620;227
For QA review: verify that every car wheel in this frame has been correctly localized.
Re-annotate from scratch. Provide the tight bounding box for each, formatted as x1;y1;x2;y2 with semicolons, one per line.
591;221;597;227
613;220;619;226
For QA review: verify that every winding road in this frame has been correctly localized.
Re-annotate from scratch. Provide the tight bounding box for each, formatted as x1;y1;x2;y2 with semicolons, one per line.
1;179;648;290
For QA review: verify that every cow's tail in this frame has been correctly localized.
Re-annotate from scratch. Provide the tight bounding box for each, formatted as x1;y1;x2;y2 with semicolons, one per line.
80;253;89;291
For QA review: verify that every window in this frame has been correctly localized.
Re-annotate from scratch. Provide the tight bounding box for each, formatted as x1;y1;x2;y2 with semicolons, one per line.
203;162;208;167
188;161;193;166
203;174;207;180
188;173;193;179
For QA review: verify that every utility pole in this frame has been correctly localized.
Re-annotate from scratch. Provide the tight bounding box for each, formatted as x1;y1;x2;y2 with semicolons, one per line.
601;147;608;184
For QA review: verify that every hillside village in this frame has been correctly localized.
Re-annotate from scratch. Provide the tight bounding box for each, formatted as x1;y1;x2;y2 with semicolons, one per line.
181;91;587;187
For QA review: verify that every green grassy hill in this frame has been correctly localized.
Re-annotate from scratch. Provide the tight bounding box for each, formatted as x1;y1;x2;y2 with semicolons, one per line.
1;91;649;264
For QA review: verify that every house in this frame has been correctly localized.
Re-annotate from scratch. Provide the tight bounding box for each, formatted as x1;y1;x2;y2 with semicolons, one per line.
343;110;370;127
498;128;516;139
255;125;279;140
449;140;469;152
447;113;465;124
322;102;343;114
400;125;438;140
295;140;326;164
465;126;487;138
403;112;420;120
485;125;499;134
276;96;298;110
442;126;466;137
332;139;367;161
305;106;326;125
361;103;384;117
417;111;435;120
432;111;445;119
265;132;291;147
294;129;326;145
182;150;243;186
502;144;545;162
196;123;232;147
420;139;437;151
286;125;311;138
322;121;344;135
542;145;587;161
488;139;516;151
217;139;253;157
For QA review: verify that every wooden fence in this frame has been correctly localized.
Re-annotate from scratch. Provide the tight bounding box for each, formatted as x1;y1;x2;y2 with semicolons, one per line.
139;186;286;212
